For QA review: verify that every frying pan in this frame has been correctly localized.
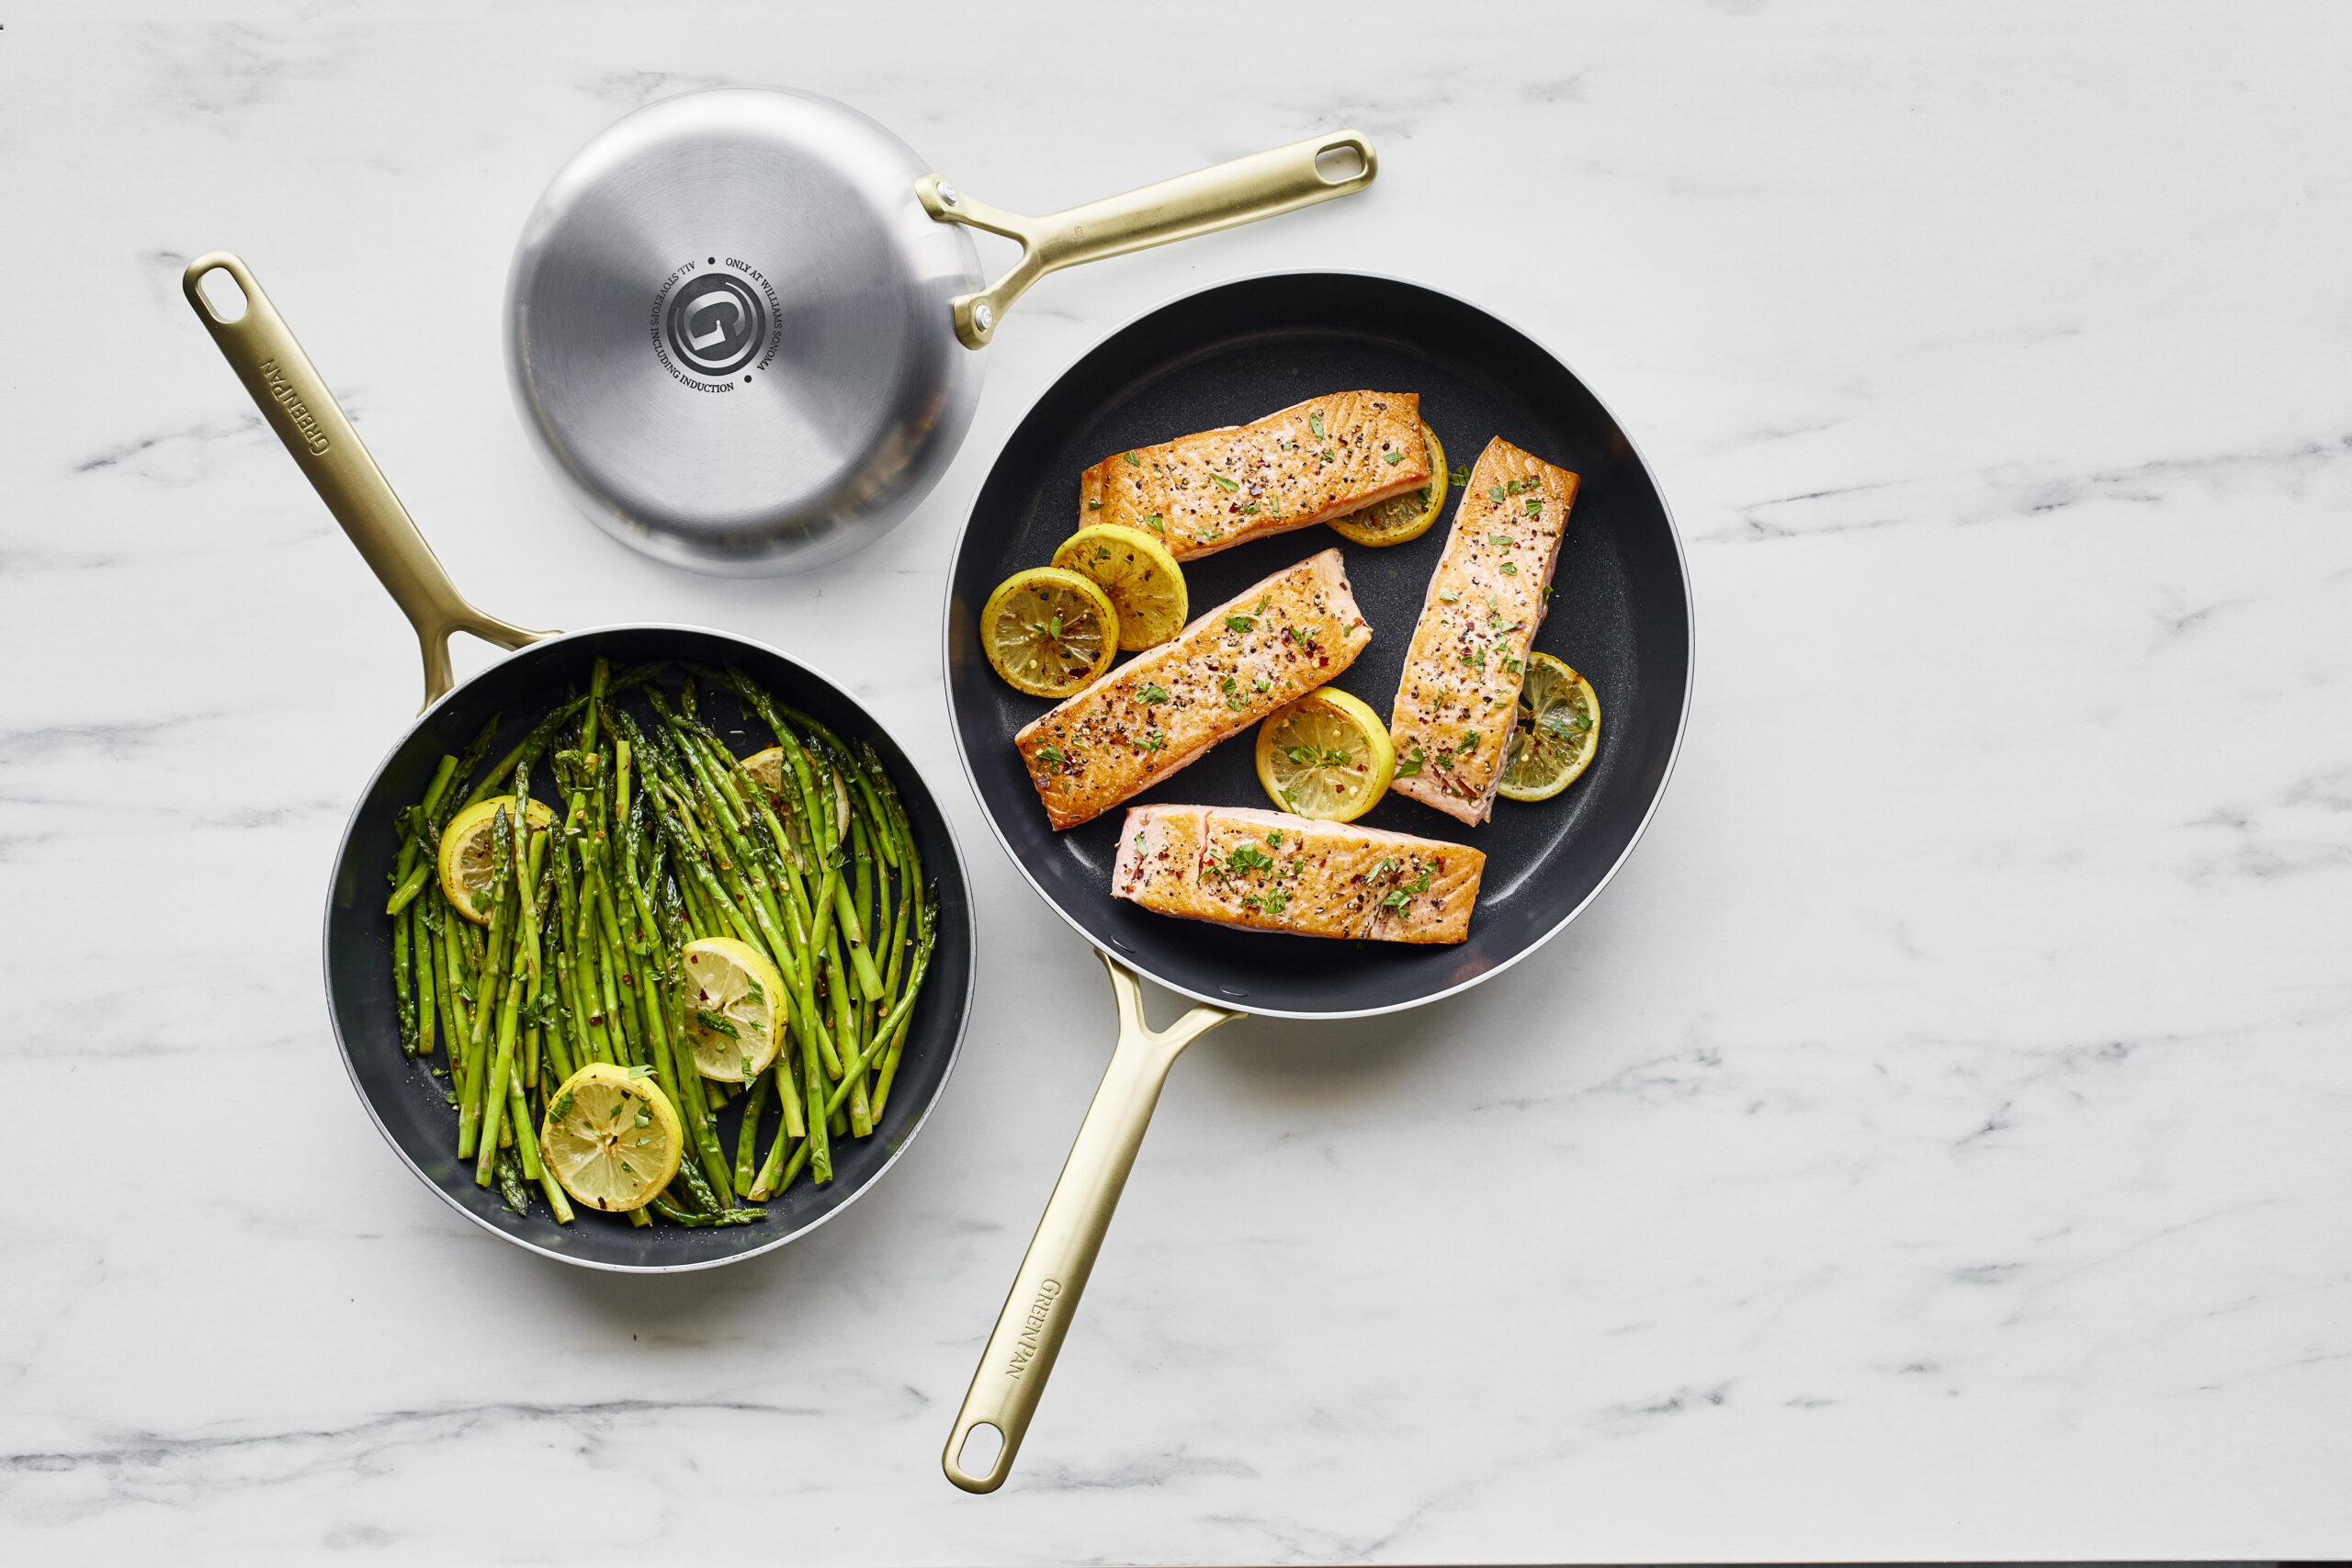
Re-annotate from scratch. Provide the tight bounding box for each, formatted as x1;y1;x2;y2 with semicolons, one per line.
505;86;1380;573
938;273;1692;1487
183;253;975;1271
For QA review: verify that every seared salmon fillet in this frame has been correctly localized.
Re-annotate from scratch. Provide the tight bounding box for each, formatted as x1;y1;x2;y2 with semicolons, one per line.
1389;437;1580;826
1016;548;1373;830
1078;392;1428;560
1112;805;1485;943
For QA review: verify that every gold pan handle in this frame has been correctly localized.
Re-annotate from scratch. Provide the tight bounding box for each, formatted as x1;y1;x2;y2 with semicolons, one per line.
942;953;1241;1493
181;252;550;710
919;129;1377;349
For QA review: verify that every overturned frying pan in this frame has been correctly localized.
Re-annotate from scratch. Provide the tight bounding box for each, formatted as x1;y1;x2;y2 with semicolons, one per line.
505;87;1377;574
938;273;1693;1488
184;252;976;1270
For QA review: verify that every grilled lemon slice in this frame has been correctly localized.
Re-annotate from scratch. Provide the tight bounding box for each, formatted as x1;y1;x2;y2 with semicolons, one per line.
981;567;1119;698
1051;524;1189;650
1498;653;1600;802
1326;423;1447;548
1254;689;1396;822
540;1062;683;1213
437;795;555;924
678;936;786;1083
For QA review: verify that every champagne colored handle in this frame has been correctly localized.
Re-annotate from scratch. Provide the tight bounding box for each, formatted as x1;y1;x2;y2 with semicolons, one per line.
181;252;551;709
918;128;1377;348
942;953;1241;1493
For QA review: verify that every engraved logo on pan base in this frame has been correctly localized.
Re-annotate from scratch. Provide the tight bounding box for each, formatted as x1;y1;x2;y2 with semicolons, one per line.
649;256;784;393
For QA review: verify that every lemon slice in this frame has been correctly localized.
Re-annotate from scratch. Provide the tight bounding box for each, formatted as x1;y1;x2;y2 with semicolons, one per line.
1327;423;1447;548
1498;653;1600;802
741;746;787;798
678;936;786;1082
1254;688;1396;821
981;567;1119;698
437;795;555;924
1050;524;1189;650
540;1062;683;1213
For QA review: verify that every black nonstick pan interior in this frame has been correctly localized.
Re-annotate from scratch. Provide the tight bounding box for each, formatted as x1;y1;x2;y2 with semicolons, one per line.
944;273;1690;1018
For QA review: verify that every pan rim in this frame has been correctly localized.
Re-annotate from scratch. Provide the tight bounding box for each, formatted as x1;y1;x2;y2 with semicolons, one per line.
320;620;978;1273
937;267;1695;1021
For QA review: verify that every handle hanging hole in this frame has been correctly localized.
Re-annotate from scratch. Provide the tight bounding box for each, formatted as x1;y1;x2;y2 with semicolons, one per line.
1314;143;1367;184
194;265;249;322
956;1421;1004;1477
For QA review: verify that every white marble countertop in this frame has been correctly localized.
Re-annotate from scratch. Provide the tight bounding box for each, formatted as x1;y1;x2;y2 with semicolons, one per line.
5;2;2348;1561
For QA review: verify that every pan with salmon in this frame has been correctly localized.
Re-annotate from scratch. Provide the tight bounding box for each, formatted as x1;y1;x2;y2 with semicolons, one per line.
941;274;1691;1492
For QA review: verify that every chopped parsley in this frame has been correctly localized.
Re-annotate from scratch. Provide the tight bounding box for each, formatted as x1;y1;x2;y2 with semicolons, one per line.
1138;682;1170;704
1507;479;1524;495
1384;449;1404;464
1488;485;1506;503
1309;411;1326;439
1394;747;1425;779
1211;473;1239;491
1087;499;1103;511
1488;533;1515;547
1263;888;1291;916
1448;464;1471;486
1146;514;1165;533
1124;450;1142;467
1226;844;1275;874
1035;743;1063;766
1525;497;1544;517
1265;829;1283;847
696;1009;740;1039
1381;867;1433;909
1142;729;1168;751
1501;560;1519;575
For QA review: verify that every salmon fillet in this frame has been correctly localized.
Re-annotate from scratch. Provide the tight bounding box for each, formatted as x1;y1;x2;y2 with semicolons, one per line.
1112;805;1485;944
1016;548;1373;830
1388;436;1581;826
1078;392;1428;560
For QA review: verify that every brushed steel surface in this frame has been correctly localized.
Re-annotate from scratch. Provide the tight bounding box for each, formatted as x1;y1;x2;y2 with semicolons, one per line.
507;87;984;575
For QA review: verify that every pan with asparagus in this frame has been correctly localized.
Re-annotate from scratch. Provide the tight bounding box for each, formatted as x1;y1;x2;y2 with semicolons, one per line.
381;656;938;1230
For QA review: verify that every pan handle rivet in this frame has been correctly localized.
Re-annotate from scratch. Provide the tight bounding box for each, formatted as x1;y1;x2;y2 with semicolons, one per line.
973;302;994;331
937;182;960;206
